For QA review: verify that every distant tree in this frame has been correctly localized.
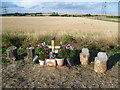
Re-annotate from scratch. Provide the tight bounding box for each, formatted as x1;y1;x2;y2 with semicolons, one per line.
85;14;91;17
14;12;20;16
49;12;59;16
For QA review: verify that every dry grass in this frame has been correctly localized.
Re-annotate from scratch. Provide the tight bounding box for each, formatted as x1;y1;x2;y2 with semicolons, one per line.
1;16;118;48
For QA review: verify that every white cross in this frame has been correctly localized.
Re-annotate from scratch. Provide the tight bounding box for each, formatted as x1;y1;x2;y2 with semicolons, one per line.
47;40;60;52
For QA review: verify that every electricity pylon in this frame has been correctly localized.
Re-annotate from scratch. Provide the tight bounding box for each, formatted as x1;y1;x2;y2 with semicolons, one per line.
2;6;8;14
101;1;107;16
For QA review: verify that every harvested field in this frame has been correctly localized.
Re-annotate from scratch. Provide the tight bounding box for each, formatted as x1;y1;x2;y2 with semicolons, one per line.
2;17;118;46
2;17;117;36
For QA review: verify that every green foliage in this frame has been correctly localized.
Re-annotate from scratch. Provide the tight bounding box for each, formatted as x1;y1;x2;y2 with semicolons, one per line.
37;36;53;45
65;49;75;58
90;18;120;23
18;47;26;54
35;47;46;60
76;64;82;68
106;16;120;18
84;14;92;17
49;12;59;16
35;47;44;55
61;14;69;17
2;34;26;48
39;51;46;60
2;47;7;55
62;34;76;44
107;48;120;58
58;48;66;58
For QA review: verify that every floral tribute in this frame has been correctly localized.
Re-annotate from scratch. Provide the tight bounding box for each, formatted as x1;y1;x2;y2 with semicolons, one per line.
33;42;76;67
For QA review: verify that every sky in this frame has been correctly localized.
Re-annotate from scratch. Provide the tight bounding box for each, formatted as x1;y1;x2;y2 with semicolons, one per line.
0;0;119;15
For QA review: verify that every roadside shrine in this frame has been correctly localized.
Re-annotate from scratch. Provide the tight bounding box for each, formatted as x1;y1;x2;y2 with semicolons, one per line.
6;39;108;74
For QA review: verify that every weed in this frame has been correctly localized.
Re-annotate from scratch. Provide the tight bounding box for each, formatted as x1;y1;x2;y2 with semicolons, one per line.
18;47;26;54
76;64;82;68
2;33;26;48
62;34;77;44
2;58;11;65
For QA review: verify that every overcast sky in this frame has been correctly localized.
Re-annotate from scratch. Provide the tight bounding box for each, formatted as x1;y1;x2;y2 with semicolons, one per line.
0;0;119;15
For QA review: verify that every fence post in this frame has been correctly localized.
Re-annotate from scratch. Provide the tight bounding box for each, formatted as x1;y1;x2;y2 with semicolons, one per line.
80;48;90;66
94;52;108;73
26;46;35;59
6;46;17;60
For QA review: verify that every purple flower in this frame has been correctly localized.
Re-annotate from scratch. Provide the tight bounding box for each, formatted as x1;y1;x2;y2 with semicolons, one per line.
61;44;75;50
62;45;67;47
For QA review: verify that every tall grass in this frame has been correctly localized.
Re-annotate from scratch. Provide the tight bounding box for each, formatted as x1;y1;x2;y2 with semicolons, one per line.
2;31;119;51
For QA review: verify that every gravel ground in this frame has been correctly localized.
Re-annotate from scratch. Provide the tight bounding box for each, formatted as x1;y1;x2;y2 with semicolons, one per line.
2;61;119;88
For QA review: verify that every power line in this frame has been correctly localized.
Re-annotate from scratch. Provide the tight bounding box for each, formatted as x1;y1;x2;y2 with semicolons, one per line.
2;6;8;14
101;1;107;16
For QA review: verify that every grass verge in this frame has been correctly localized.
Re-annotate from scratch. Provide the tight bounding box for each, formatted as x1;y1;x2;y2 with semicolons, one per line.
89;17;120;23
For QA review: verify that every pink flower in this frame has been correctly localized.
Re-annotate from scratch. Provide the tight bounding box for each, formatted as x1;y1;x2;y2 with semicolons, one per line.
38;44;40;47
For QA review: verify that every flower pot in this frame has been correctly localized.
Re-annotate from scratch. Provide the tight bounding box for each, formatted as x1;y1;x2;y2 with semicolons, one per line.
66;58;74;66
39;60;45;66
56;58;64;67
45;58;56;67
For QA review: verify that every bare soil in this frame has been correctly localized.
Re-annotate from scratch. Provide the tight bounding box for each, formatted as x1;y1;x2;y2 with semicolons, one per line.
2;61;119;88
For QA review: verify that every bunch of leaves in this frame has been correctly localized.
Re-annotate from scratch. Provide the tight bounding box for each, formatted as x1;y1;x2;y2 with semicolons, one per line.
39;51;46;60
17;47;26;54
65;48;75;58
35;46;46;60
35;46;44;55
59;44;76;58
57;47;66;58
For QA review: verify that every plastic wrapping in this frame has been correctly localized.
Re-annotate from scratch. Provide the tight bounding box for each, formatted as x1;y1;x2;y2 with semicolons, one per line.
94;52;108;73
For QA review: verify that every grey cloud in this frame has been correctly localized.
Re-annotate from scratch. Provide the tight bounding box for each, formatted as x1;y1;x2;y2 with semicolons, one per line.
40;2;102;10
1;2;24;8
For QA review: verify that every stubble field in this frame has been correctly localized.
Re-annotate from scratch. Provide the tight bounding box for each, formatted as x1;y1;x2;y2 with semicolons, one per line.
2;17;118;41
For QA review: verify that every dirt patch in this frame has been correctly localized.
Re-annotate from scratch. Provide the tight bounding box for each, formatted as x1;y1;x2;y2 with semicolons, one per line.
2;62;119;88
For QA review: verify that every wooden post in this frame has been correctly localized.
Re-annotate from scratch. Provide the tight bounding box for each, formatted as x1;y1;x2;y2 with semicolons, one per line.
80;48;90;66
80;54;89;66
51;40;55;52
94;52;108;73
26;46;35;59
94;58;107;73
6;46;17;60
